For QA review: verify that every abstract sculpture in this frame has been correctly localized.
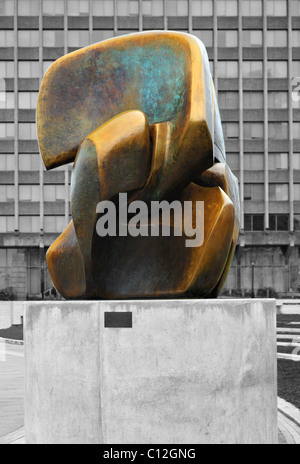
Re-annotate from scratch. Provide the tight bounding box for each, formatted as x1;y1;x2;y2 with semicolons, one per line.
37;31;240;299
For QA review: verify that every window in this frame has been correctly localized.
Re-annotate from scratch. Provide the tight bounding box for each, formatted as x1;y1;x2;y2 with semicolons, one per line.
68;31;90;48
43;61;55;76
92;30;114;43
0;217;14;233
227;153;239;170
292;0;300;15
267;31;288;48
243;61;263;78
218;31;238;47
143;0;164;16
219;92;239;109
294;154;300;170
192;0;213;15
118;0;140;16
19;185;40;202
0;62;14;79
0;0;14;15
19;123;37;140
44;185;65;202
267;61;288;78
292;31;300;48
269;184;289;201
253;215;264;231
0;154;14;171
18;62;39;79
268;92;288;109
18;31;39;48
269;214;289;231
241;0;262;16
0;186;14;202
0;123;14;139
192;31;213;47
0;31;14;47
18;92;38;110
267;0;287;16
294;123;300;139
244;154;264;170
43;31;64;48
223;123;239;139
269;122;288;140
44;216;65;233
244;123;264;139
68;0;89;16
18;0;39;16
243;31;263;48
269;153;288;170
294;184;300;201
0;92;14;110
93;0;114;15
217;0;238;16
293;61;300;78
43;0;64;15
244;184;264;201
19;216;40;233
218;61;238;78
294;214;300;231
19;154;40;171
244;92;263;109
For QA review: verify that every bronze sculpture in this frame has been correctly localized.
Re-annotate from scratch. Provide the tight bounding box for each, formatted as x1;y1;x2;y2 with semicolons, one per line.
37;31;240;299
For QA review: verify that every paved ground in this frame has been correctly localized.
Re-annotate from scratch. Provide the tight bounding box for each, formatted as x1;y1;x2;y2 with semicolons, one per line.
0;343;24;444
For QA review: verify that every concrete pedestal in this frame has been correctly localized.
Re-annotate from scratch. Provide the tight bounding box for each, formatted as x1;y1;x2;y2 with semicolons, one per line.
25;299;277;444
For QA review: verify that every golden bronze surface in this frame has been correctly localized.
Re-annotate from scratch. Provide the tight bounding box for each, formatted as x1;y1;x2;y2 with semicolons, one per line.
38;31;240;299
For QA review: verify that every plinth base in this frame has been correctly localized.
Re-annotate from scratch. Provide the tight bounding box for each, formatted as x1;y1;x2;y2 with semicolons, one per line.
25;299;277;444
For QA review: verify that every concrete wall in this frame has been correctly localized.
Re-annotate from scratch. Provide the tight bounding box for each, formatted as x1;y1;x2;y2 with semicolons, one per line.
25;299;277;445
0;302;24;330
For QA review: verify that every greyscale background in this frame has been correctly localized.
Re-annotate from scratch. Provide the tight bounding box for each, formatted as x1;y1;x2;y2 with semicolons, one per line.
0;0;299;300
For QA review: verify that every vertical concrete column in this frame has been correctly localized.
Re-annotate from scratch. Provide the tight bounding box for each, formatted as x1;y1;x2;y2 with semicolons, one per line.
39;0;44;234
188;0;192;34
263;0;269;230
138;0;143;32
213;0;218;95
13;0;19;233
288;0;294;232
163;0;168;30
64;0;69;229
238;1;244;231
89;0;93;44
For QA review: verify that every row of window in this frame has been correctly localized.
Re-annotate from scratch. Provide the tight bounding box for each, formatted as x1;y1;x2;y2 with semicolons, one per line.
1;152;299;173
4;30;300;48
2;183;300;203
0;122;300;141
0;185;66;202
0;215;66;234
219;91;293;110
1;0;300;18
3;30;300;49
1;60;300;80
2;91;298;111
228;153;296;171
244;214;291;231
0;213;299;234
223;122;300;140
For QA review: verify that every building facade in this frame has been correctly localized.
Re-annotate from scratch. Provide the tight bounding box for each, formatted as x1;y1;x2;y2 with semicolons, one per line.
0;0;300;299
